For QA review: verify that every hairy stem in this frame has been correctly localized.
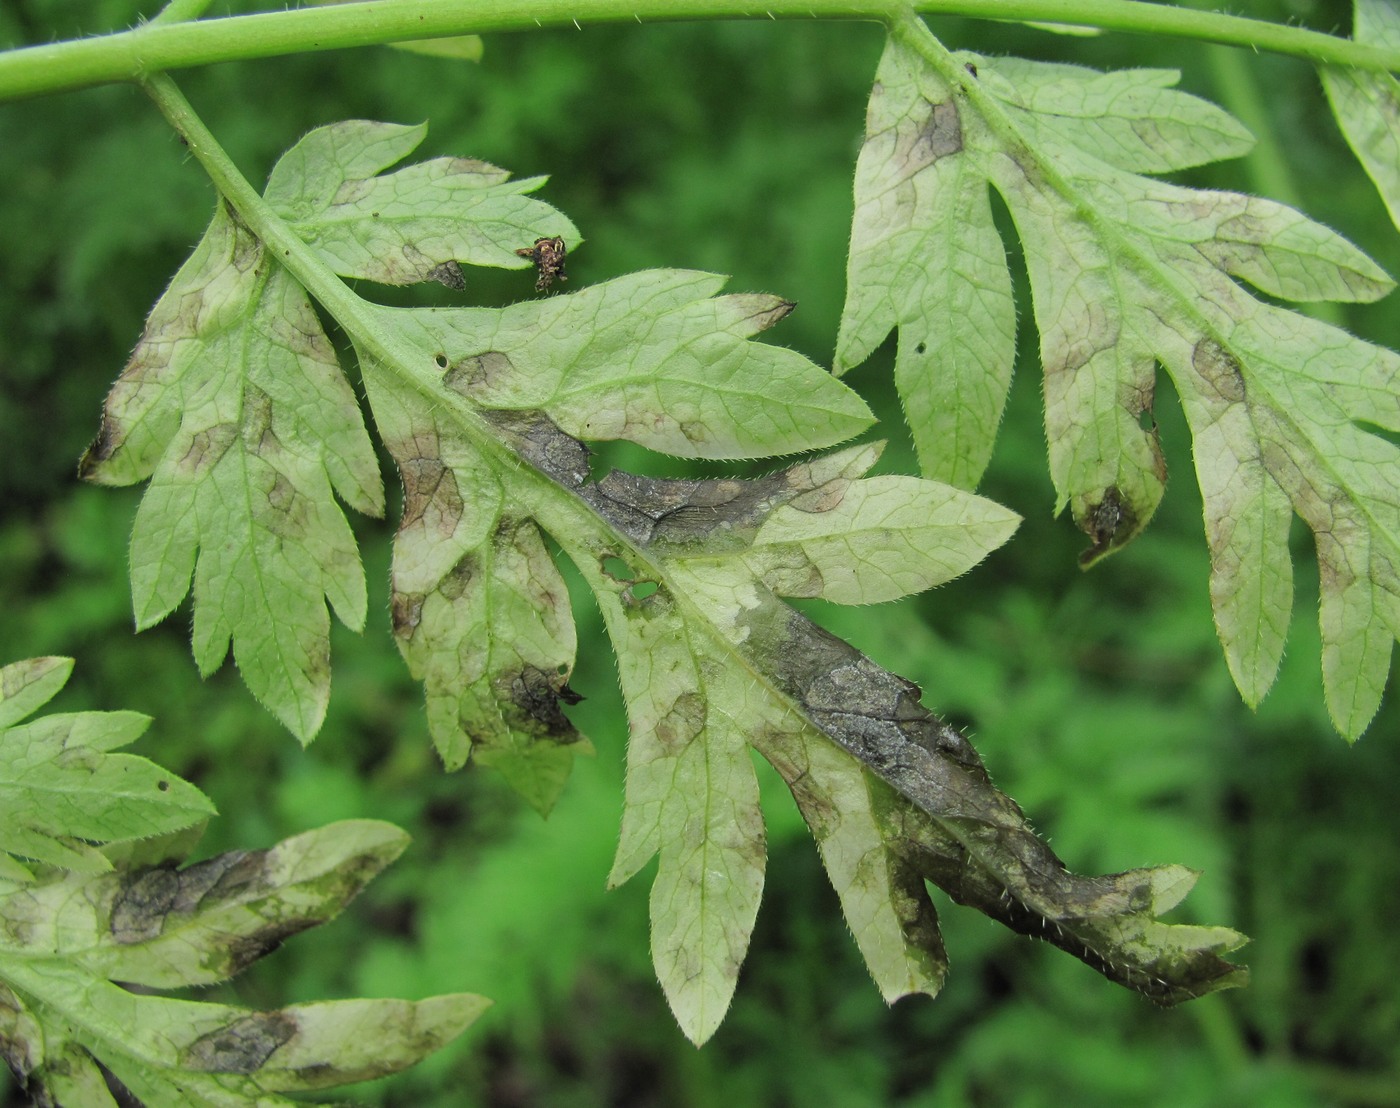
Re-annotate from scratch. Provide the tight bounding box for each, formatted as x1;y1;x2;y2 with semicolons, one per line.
1;0;1395;103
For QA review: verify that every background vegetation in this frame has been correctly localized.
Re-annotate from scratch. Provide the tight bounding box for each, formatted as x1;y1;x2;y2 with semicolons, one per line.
2;0;1399;1103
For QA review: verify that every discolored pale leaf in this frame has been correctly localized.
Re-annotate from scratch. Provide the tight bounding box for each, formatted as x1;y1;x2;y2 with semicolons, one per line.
0;658;214;875
840;23;1400;735
363;358;586;813
1322;0;1400;233
265;119;577;287
83;112;1250;1051
80;204;382;742
0;822;481;1105
835;39;1016;491
530;425;1235;1035
746;473;1020;604
759;728;947;1003
0;822;408;989
375;269;873;459
599;582;765;1044
2;961;484;1106
0;656;73;731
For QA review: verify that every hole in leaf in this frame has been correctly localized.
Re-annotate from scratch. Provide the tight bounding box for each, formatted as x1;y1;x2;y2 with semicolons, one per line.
915;341;927;355
629;580;659;601
1138;407;1155;430
1355;419;1400;450
601;556;634;581
433;353;449;370
157;780;170;792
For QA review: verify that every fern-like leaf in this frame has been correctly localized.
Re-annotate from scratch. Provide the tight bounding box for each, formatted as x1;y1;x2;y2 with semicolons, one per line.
87;109;1246;1047
838;17;1400;737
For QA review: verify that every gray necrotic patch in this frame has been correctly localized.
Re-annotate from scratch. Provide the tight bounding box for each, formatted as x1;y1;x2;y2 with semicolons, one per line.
184;1012;297;1074
111;851;268;944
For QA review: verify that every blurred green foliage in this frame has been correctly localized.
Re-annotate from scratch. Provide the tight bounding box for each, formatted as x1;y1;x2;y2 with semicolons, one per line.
2;1;1399;1104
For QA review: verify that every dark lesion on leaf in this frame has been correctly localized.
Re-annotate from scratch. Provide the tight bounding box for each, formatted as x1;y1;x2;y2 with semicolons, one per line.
480;409;591;489
110;849;269;944
586;469;781;548
427;261;467;290
77;417;120;479
184;1012;297;1074
391;592;425;637
1192;338;1247;404
741;601;1245;1004
900;100;963;175
501;664;584;742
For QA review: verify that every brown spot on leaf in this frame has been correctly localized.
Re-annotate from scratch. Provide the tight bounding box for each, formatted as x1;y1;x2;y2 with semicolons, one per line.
1192;339;1246;403
241;386;275;454
391;592;424;637
445;351;514;397
178;424;236;475
655;691;706;752
397;452;464;539
906;100;963;171
185;1012;297;1074
438;553;479;601
222;920;318;975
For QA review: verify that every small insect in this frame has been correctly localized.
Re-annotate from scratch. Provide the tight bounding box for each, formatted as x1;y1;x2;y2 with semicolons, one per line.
516;236;568;292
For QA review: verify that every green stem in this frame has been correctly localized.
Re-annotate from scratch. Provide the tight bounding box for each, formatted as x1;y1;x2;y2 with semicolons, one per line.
149;0;218;26
2;0;1396;104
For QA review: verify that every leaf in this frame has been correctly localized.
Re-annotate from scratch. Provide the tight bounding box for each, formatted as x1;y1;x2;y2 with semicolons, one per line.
355;266;870;811
0;663;483;1104
264;120;576;288
838;21;1400;737
79;203;381;742
80;117;577;744
363;358;588;813
1322;0;1400;232
552;436;1239;1033
0;822;486;1104
378;271;872;459
91;114;1247;1045
0;656;214;875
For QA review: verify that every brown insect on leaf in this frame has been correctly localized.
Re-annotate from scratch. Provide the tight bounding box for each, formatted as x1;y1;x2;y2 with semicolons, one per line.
516;236;568;292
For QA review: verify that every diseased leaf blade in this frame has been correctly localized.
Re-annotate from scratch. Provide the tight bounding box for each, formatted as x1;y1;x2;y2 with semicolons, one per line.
0;657;214;875
1322;0;1400;233
840;25;1400;735
266;119;577;287
362;356;587;813
564;448;1237;1014
375;270;873;459
760;727;947;1003
0;821;483;1104
600;593;766;1044
80;204;382;742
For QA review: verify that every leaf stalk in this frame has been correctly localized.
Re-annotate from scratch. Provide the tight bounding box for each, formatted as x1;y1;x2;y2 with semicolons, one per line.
1;0;1396;104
